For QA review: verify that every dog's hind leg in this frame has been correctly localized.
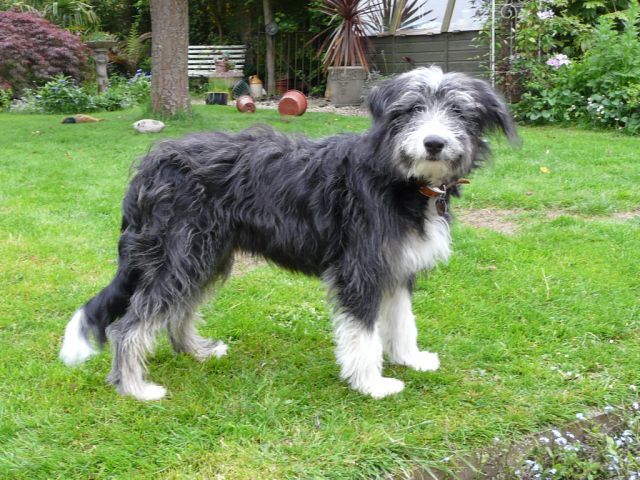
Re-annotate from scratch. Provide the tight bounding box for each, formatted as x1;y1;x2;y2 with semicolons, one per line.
168;308;228;361
107;304;166;401
167;253;232;361
378;284;439;372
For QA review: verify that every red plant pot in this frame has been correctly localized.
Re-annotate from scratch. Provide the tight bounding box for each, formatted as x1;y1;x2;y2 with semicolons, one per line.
276;77;289;95
236;95;256;113
278;90;307;116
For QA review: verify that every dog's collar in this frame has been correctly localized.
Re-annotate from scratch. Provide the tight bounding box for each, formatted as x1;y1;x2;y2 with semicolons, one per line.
418;178;470;216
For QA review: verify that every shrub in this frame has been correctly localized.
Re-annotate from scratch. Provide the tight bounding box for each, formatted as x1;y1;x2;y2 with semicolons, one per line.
0;86;12;111
14;72;151;114
510;3;640;134
37;76;93;114
0;11;88;94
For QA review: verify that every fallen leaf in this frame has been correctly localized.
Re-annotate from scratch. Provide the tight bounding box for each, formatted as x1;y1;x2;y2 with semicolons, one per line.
540;166;550;174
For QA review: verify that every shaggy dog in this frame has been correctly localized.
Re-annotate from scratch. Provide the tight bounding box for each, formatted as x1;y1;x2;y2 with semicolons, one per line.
60;67;517;401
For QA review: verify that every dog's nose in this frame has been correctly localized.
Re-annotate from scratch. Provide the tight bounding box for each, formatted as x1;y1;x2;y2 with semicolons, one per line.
423;135;446;155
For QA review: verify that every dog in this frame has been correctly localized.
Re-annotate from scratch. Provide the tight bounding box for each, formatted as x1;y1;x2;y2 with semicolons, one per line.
60;66;517;401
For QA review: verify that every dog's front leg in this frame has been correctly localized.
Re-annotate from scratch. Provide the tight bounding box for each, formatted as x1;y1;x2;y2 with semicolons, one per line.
333;312;405;399
378;284;440;372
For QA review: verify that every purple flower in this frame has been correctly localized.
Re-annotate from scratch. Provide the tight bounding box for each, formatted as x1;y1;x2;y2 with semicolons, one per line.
546;54;571;68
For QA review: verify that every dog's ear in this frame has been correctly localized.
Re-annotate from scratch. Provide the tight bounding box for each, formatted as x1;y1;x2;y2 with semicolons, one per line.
366;78;394;121
470;78;520;145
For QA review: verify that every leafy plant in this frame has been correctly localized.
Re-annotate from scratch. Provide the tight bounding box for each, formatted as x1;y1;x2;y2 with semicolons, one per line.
17;72;151;114
508;404;640;480
312;0;377;71
2;0;99;31
110;28;152;75
207;78;231;94
0;11;88;94
507;2;640;134
368;0;431;35
0;86;12;111
37;75;92;113
83;30;118;42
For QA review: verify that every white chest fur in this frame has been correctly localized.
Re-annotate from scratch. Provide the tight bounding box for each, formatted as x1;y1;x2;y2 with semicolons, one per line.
398;208;452;276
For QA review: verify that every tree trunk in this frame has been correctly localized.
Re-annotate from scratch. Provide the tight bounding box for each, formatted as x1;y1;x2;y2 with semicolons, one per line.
263;0;276;96
150;0;190;116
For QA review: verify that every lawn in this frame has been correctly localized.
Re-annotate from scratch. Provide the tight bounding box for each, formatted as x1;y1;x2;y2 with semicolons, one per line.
0;106;639;479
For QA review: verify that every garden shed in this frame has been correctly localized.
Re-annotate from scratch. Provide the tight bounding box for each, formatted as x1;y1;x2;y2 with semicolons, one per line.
367;0;489;77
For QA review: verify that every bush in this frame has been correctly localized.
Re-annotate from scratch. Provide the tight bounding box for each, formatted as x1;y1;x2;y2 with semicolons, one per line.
0;11;88;94
511;3;640;134
12;72;151;114
37;76;93;114
0;86;12;111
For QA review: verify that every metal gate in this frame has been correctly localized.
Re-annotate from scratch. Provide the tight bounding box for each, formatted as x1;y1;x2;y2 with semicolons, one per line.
247;31;326;95
489;0;524;101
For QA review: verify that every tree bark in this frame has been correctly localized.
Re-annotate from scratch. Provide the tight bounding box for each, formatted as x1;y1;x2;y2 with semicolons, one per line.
150;0;190;116
263;0;276;96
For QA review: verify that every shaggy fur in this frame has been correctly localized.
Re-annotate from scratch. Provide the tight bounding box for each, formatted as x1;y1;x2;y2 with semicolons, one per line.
60;66;517;400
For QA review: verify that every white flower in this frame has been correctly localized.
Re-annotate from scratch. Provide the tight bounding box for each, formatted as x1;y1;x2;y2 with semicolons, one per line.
576;413;586;420
604;405;615;413
539;436;550;444
552;429;562;437
537;9;555;20
546;54;571;69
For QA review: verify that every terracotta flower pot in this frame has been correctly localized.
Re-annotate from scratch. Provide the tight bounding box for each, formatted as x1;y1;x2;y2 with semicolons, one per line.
236;95;256;113
276;77;289;95
278;90;307;116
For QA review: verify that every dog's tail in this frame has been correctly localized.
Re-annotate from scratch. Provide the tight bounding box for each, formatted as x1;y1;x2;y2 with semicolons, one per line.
60;221;140;366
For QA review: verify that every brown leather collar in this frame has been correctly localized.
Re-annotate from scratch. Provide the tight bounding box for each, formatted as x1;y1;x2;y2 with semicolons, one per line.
418;178;470;216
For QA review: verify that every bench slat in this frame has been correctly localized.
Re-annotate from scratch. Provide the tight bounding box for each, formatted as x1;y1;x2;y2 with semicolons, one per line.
188;44;246;77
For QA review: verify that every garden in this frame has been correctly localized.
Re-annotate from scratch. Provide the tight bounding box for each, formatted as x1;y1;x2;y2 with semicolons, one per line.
1;1;640;479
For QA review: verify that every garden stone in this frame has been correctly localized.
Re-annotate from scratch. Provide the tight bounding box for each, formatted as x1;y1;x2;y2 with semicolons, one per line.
133;119;165;133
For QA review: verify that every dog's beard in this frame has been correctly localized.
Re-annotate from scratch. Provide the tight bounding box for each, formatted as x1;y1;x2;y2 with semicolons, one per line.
404;155;451;185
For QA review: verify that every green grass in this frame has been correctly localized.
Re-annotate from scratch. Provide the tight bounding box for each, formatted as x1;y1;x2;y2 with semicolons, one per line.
0;106;639;479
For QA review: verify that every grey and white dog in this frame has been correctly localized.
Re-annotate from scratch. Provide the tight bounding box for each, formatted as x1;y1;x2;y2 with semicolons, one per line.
60;67;517;401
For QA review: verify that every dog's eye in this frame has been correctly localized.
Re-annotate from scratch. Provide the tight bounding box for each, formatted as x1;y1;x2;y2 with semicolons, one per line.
450;104;463;116
408;105;424;115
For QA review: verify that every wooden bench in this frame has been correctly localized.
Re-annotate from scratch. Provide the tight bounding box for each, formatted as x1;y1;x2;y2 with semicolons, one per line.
188;45;246;77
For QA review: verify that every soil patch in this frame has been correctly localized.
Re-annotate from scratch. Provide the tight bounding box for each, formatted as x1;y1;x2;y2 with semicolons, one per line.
230;252;265;276
456;208;522;235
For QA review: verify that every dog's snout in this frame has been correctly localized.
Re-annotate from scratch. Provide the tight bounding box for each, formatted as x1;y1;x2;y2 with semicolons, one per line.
423;135;446;156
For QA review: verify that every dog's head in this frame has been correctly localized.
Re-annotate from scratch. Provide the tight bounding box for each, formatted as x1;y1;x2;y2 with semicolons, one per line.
367;66;518;185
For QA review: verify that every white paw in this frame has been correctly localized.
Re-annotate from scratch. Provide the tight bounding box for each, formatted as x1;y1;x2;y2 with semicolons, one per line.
398;351;440;372
210;341;228;359
195;340;228;361
129;383;167;401
360;377;405;399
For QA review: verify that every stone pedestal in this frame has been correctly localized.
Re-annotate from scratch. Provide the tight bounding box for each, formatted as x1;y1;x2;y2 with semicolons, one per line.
86;41;117;94
327;66;366;106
